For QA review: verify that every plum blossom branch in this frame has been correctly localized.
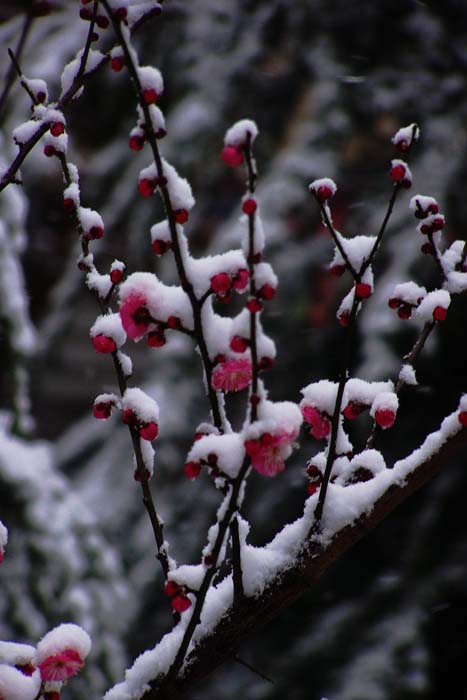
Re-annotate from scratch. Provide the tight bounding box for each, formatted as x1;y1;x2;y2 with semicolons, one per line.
0;3;105;193
56;150;172;581
358;124;419;281
165;457;251;685
101;0;225;432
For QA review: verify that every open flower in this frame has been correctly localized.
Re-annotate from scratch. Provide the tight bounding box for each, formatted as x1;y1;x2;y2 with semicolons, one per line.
120;292;151;340
38;648;84;682
211;358;252;392
245;430;297;477
301;405;331;439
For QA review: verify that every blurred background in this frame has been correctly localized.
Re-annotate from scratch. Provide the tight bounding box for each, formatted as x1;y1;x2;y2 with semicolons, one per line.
1;1;467;698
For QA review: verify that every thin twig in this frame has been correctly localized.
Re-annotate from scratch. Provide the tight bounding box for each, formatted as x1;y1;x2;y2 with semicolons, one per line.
314;195;357;278
244;134;260;420
234;655;274;684
313;294;360;524
0;14;33;121
366;320;436;450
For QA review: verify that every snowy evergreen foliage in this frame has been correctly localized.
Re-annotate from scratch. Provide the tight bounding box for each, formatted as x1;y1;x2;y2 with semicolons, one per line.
1;2;467;700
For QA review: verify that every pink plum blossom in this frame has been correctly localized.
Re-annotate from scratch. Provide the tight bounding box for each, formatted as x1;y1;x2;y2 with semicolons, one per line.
120;292;151;340
245;430;297;477
211;358;252;392
38;648;84;682
301;405;331;439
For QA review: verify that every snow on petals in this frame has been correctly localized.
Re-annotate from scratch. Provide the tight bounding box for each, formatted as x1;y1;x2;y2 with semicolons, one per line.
35;624;91;683
211;358;252;392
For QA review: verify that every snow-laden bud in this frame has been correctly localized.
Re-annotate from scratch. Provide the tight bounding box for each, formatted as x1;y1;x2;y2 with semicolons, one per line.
138;66;164;104
409;194;439;219
78;207;104;240
90;314;126;354
308;177;337;201
93;393;118;420
416;289;450;323
110;47;125;72
418;214;445;236
391;123;419;152
25;78;48;104
122;388;160;441
110;260;126;285
370;392;398;429
390;159;412;188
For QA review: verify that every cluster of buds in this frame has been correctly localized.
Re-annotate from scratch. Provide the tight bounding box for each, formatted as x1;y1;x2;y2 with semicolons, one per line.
164;581;192;613
138;172;167;198
210;269;249;303
388;282;426;321
342;400;396;429
121;408;159;441
410;194;445;246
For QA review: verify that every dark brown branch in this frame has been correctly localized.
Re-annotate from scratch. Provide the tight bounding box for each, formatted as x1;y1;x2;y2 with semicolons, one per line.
142;425;467;699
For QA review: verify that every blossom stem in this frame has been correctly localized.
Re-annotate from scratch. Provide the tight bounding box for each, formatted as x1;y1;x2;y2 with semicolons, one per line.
244;135;260;420
57;149;171;580
313;295;360;523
